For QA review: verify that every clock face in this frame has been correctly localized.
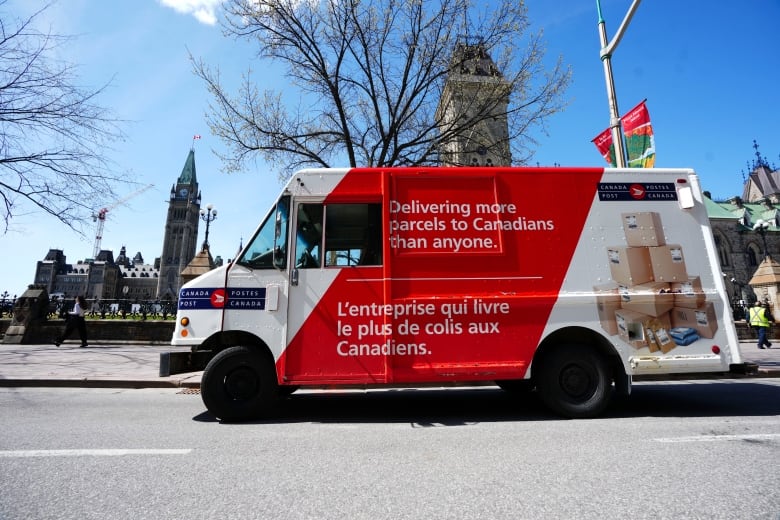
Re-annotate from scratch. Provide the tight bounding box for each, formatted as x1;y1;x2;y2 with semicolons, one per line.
179;188;188;197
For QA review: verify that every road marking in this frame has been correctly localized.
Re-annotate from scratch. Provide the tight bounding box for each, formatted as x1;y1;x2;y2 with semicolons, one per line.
654;433;780;443
0;449;192;458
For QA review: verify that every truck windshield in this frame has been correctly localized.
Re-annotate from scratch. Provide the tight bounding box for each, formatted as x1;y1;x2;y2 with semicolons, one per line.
237;195;290;269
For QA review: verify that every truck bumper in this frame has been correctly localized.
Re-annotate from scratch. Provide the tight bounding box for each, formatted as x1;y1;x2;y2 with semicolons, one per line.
159;350;214;377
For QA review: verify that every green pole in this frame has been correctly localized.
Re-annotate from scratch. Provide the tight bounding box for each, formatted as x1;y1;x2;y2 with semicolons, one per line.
596;0;643;168
597;1;625;167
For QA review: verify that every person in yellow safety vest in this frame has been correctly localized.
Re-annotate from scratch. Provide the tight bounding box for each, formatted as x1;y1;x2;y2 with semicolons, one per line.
749;300;774;349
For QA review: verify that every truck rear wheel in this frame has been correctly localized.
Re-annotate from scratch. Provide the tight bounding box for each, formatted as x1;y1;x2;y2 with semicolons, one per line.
201;346;278;422
536;345;611;418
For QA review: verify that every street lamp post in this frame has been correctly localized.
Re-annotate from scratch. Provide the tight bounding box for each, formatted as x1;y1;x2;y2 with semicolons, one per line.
596;0;642;168
753;219;770;260
200;204;218;250
728;276;746;320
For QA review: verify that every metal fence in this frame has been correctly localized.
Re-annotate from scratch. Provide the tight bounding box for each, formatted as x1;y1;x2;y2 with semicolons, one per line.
0;295;13;318
0;295;176;321
71;298;177;320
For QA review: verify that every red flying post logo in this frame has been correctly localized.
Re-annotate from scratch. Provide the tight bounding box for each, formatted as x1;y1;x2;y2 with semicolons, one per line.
210;288;226;308
629;184;646;200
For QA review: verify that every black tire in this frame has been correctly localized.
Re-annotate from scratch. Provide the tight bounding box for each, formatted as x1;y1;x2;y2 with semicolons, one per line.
495;379;533;394
536;345;611;418
201;346;278;422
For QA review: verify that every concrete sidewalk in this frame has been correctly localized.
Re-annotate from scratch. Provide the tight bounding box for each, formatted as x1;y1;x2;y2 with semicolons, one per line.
0;344;202;389
0;341;778;389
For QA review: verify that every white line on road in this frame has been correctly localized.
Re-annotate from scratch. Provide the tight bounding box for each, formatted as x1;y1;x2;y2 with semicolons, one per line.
0;449;192;458
654;433;780;443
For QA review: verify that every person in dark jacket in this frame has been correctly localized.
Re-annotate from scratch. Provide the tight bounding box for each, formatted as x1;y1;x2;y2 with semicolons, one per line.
54;295;88;347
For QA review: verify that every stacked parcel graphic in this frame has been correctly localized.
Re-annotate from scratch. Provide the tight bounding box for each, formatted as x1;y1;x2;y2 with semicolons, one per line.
596;212;718;353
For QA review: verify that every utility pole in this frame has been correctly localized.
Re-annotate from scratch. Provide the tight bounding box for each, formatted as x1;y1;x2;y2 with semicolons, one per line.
596;0;642;168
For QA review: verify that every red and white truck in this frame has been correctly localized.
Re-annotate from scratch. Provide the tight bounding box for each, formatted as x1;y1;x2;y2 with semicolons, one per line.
164;166;746;421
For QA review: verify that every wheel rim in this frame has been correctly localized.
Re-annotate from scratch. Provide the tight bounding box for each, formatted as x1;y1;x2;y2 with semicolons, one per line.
223;366;259;401
559;363;594;401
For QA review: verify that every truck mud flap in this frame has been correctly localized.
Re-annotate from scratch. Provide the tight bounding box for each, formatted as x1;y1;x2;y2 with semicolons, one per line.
729;362;759;376
160;351;213;377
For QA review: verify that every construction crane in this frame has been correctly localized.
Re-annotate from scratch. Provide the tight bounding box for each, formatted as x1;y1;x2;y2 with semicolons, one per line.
92;184;155;259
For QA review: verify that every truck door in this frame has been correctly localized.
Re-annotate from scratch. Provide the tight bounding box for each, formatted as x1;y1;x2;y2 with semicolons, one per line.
223;195;291;359
283;200;388;383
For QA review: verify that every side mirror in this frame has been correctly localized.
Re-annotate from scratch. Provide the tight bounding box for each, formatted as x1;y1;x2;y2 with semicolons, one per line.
274;209;282;241
273;246;285;270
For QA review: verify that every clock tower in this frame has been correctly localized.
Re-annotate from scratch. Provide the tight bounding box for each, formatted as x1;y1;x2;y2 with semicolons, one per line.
435;42;511;167
157;148;201;299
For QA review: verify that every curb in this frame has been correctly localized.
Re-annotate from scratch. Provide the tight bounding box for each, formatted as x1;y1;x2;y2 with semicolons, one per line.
1;370;778;390
0;378;201;389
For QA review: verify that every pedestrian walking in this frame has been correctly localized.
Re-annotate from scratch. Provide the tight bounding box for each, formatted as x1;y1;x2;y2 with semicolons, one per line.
748;300;773;349
54;295;89;347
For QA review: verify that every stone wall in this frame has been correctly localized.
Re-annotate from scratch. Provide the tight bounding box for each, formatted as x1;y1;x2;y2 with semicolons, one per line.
0;318;174;345
710;218;779;306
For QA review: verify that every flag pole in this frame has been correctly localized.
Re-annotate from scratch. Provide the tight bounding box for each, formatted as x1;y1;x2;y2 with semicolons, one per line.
596;0;642;168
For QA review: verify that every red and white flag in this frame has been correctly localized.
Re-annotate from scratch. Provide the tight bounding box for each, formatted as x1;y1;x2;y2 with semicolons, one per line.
622;100;655;168
592;100;655;168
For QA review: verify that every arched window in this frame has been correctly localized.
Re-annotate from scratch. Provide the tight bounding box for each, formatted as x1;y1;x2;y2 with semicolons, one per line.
713;233;730;267
747;244;760;267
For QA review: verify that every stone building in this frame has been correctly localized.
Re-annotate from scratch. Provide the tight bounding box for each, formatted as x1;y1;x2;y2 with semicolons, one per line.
707;146;780;313
115;248;160;301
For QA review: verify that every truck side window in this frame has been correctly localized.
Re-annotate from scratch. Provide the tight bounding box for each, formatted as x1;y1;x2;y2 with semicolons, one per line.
237;195;290;269
295;204;324;268
324;203;382;267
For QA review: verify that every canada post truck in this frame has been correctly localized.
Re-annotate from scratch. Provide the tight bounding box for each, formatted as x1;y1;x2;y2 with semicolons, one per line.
164;166;746;421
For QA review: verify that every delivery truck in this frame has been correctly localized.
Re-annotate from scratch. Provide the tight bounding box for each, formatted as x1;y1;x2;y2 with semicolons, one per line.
163;166;746;421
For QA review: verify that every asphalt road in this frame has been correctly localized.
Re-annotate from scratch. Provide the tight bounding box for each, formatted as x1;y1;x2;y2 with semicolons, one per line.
1;381;779;520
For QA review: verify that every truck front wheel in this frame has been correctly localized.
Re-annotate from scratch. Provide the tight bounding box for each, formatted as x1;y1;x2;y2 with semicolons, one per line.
536;345;611;418
201;346;278;422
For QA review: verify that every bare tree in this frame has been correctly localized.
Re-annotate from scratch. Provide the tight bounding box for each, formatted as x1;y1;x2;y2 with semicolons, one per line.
194;0;570;178
0;1;125;233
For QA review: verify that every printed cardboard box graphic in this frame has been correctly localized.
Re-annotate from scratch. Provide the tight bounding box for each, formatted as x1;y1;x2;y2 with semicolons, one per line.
619;281;673;317
646;317;677;354
671;276;706;309
598;212;718;353
622;212;666;247
615;309;671;349
670;302;718;339
649;244;687;282
595;283;622;335
607;246;654;286
615;308;652;349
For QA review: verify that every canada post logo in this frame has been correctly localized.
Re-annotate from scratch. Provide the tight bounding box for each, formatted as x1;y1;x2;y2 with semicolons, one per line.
598;182;677;201
178;287;266;310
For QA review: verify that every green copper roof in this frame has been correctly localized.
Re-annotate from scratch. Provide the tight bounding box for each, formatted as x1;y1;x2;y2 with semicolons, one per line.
178;149;197;185
703;196;739;219
705;195;779;230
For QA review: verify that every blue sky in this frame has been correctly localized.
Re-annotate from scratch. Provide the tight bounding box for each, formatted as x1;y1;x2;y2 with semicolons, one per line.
0;0;777;298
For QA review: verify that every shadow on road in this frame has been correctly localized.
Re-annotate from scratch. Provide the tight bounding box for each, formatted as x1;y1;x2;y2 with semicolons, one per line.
191;379;780;425
614;380;780;418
